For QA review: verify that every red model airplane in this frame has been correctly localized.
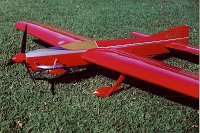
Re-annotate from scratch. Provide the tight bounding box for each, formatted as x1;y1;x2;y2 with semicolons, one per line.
7;21;199;99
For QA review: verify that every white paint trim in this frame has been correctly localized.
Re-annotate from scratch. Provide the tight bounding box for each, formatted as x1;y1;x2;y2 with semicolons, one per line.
94;40;99;48
26;37;188;57
26;48;86;57
93;91;99;94
58;40;66;45
37;64;64;69
98;37;189;49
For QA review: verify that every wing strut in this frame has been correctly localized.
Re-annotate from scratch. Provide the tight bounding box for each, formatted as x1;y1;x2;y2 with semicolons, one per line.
93;75;125;97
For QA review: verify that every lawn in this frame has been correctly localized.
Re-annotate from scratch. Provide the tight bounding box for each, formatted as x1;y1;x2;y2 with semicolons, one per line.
0;0;199;132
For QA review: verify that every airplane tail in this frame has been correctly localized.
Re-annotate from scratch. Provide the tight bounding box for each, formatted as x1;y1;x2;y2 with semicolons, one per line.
151;25;189;45
151;25;198;55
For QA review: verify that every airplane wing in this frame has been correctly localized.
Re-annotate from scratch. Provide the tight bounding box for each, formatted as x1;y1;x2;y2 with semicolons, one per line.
14;21;94;47
82;48;199;99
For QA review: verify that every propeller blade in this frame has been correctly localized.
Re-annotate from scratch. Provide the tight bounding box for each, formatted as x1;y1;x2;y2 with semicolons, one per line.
21;24;28;53
7;59;15;66
23;61;36;84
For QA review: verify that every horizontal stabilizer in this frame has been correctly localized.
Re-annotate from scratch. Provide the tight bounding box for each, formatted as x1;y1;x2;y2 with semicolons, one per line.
165;43;199;54
130;32;150;38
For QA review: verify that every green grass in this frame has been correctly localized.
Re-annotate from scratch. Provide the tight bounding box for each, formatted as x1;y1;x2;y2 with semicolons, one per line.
0;0;199;132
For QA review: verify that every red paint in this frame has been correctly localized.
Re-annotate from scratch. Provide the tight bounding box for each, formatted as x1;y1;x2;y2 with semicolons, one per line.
15;21;81;46
83;49;198;98
12;53;26;63
10;21;199;99
47;69;67;75
26;52;88;69
94;75;125;97
130;32;150;38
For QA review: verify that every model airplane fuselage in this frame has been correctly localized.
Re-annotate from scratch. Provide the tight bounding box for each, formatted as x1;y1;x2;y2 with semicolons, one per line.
8;21;199;99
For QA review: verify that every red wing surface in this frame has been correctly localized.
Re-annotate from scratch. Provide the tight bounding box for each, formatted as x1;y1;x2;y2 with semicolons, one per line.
15;21;93;47
83;48;198;98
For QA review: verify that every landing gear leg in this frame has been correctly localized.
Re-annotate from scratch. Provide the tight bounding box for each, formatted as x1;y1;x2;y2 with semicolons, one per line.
93;75;125;97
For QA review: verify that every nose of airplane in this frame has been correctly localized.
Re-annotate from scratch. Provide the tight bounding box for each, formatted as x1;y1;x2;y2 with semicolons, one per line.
12;53;26;63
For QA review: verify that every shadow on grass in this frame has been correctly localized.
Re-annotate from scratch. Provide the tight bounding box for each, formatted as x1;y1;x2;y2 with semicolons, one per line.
34;39;198;109
152;49;199;64
35;64;198;109
35;67;96;95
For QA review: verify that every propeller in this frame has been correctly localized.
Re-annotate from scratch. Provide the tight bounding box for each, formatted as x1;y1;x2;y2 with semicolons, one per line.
7;24;28;66
21;24;27;53
7;59;15;66
7;24;36;83
23;61;36;83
